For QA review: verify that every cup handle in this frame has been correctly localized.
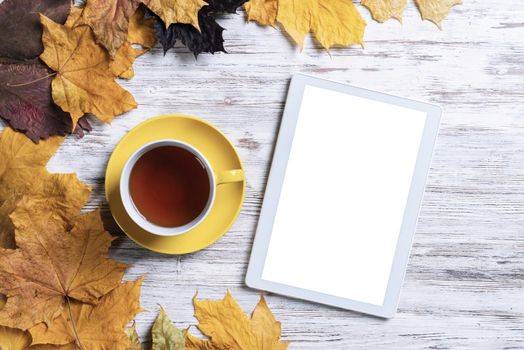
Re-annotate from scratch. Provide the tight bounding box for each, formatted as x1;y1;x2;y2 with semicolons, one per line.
216;169;245;185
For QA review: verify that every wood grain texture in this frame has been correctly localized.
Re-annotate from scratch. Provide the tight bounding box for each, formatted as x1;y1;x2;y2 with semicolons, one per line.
2;0;524;348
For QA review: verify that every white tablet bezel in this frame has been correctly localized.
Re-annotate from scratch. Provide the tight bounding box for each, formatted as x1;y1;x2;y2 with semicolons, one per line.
245;73;441;318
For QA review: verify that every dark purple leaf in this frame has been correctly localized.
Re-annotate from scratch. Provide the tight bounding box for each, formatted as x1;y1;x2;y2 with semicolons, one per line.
74;115;93;138
148;8;225;57
0;61;73;142
0;0;70;60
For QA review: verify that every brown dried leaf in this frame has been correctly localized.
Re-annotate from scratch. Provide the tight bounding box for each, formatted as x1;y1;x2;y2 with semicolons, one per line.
81;0;142;56
0;197;127;330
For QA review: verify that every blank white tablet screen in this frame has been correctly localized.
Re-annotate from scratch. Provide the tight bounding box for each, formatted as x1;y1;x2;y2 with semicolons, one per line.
261;85;427;306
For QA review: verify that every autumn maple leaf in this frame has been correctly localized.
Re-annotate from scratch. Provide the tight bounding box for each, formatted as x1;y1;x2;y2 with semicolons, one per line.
0;197;127;330
276;0;366;50
39;13;138;127
185;291;289;350
0;128;91;249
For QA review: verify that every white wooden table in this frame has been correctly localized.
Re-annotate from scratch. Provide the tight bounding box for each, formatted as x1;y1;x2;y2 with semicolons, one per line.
33;0;524;348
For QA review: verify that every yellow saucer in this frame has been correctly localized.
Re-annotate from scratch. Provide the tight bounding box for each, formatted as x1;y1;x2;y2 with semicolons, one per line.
105;115;245;254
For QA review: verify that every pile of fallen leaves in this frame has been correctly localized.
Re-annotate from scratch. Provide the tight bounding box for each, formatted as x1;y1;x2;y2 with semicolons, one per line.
0;127;143;349
0;0;460;143
128;292;289;350
0;126;289;349
0;0;153;142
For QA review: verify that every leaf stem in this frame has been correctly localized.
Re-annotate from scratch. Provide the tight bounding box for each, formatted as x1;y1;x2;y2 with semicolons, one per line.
6;72;57;87
65;295;85;350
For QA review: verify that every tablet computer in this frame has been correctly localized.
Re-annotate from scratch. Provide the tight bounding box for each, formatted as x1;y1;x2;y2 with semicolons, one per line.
245;74;441;318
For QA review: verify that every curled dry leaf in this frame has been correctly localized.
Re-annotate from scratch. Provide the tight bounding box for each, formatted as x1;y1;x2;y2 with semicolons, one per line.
145;0;207;29
0;0;70;60
0;197;127;330
185;291;289;350
0;61;73;143
245;0;278;26
29;279;144;350
81;0;142;56
0;127;90;249
151;306;185;350
415;0;462;28
39;13;137;127
361;0;408;23
276;0;366;50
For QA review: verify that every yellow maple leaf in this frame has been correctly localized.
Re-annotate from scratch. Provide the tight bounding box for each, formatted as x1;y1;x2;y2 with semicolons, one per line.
0;128;90;249
276;0;366;50
29;279;144;350
185;291;289;350
245;0;278;26
145;0;207;29
361;0;407;22
81;0;142;56
0;197;127;330
39;14;137;126
415;0;462;28
67;4;148;80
